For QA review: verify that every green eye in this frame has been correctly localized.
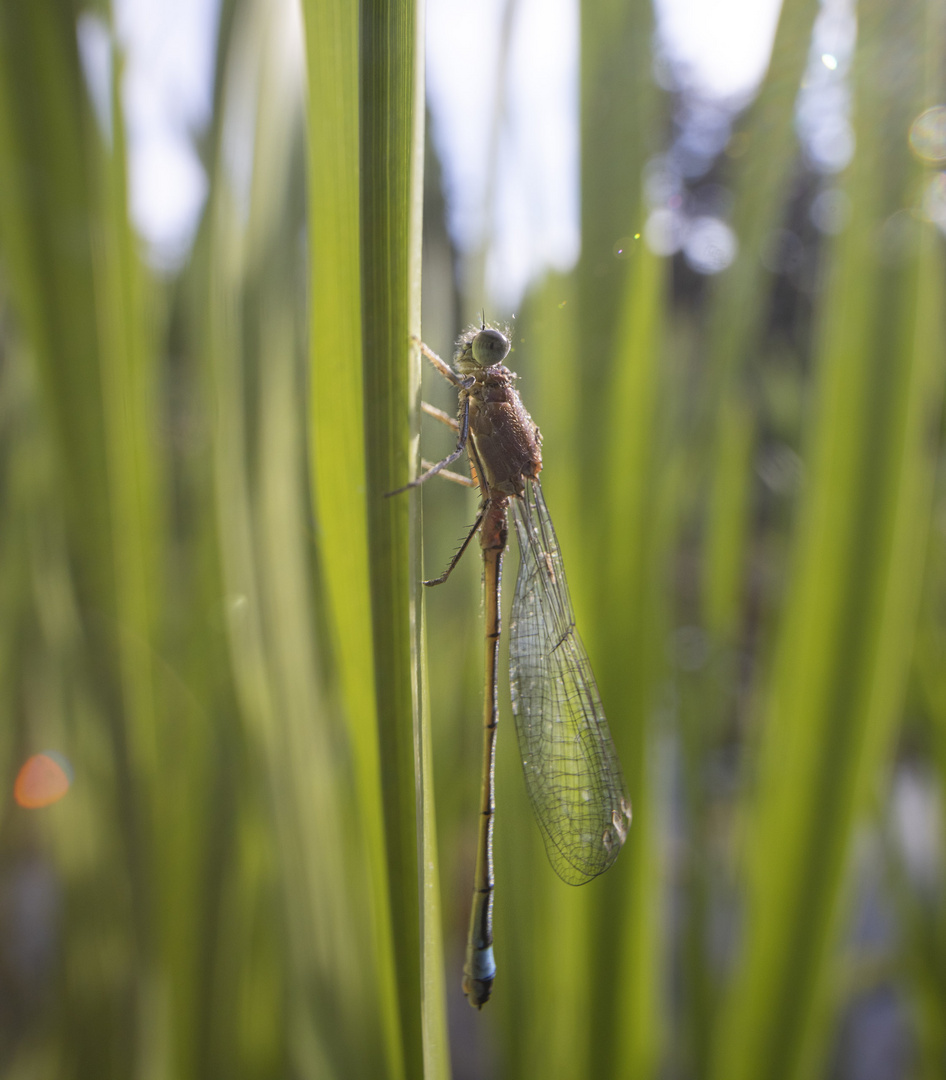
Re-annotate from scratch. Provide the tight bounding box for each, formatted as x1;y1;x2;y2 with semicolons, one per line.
472;328;510;366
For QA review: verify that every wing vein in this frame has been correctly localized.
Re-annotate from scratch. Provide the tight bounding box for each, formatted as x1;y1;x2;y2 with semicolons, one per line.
508;478;631;886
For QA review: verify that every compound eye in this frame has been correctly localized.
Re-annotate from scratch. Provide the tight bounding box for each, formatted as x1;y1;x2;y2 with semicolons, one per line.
471;328;510;366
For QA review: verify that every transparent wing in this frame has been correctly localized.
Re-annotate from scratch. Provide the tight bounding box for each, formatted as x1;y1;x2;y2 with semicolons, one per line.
509;478;632;886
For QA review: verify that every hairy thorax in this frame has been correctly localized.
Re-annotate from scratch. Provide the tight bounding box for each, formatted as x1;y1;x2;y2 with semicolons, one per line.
464;366;543;498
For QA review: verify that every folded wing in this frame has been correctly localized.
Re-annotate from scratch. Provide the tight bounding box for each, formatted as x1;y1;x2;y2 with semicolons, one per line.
509;478;632;886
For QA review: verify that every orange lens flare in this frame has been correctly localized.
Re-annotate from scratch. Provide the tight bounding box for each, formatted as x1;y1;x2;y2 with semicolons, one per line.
14;752;73;808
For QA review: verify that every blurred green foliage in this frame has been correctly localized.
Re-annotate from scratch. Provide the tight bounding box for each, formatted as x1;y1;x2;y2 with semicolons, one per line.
0;0;944;1078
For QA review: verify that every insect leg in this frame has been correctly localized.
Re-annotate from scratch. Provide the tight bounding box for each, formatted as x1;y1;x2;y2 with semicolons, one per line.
386;395;472;496
423;503;488;587
413;336;474;390
422;402;459;431
420;461;477;488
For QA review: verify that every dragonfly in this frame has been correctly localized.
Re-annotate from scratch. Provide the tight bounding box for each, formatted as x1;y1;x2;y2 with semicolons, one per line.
392;323;632;1008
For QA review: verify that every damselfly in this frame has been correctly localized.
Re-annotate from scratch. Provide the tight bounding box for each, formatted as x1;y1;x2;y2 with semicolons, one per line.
392;324;632;1008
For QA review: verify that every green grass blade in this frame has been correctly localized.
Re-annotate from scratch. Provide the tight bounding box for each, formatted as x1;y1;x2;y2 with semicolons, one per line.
359;3;423;1068
698;0;820;640
701;0;822;395
360;0;448;1074
0;0;113;609
573;3;669;1072
404;12;451;1075
604;236;671;1080
300;1;405;1069
0;8;166;1075
708;2;946;1075
301;0;438;1074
